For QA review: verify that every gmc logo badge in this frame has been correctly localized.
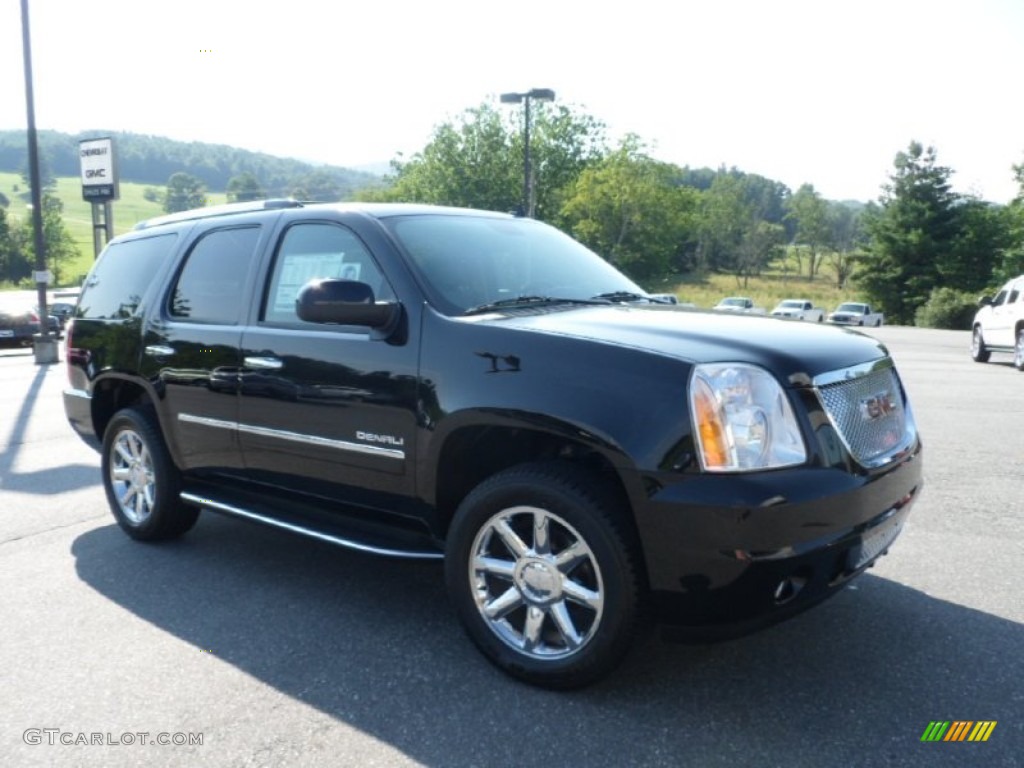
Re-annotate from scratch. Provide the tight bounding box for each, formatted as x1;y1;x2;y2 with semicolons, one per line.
860;391;898;422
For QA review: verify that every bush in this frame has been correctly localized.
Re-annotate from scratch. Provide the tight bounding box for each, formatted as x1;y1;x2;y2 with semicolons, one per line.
914;287;979;330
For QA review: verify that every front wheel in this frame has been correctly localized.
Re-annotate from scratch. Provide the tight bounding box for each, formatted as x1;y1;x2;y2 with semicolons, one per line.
971;326;991;363
445;463;642;689
102;406;200;541
1015;328;1024;371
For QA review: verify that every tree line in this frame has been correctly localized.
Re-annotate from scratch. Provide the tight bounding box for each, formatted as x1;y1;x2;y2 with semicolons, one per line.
357;102;1024;326
0;129;381;200
2;106;1022;328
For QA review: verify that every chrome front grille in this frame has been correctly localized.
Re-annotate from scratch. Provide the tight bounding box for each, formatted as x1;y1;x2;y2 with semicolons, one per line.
813;360;914;467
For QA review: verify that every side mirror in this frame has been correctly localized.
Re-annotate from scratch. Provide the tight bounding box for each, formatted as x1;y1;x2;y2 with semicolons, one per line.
978;295;993;307
296;279;400;330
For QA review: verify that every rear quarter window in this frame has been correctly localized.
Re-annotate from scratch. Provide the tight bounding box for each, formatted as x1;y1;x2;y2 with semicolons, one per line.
78;234;178;319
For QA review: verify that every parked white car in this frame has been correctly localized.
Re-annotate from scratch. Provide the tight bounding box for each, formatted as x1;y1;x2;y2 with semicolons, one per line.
971;275;1024;370
828;302;884;327
771;299;825;322
713;297;766;315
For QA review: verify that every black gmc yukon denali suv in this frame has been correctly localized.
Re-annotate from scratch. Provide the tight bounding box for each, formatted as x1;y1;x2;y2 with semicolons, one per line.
64;201;923;688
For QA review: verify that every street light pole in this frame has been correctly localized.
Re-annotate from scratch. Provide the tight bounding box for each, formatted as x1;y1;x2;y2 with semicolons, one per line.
20;0;58;363
500;88;555;217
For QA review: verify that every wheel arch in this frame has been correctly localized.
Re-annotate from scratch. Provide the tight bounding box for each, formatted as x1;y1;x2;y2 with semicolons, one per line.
426;419;641;542
90;375;157;443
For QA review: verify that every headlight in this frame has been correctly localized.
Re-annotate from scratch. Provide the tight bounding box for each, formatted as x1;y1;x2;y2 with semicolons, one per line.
690;363;807;472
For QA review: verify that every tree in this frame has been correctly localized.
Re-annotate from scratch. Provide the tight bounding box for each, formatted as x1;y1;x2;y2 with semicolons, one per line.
827;202;865;289
19;150;57;196
291;169;343;202
560;136;697;281
858;142;960;324
226;172;266;203
992;161;1024;284
943;197;1011;293
164;172;207;213
785;184;831;279
696;171;784;282
18;194;78;285
0;205;31;283
367;101;607;222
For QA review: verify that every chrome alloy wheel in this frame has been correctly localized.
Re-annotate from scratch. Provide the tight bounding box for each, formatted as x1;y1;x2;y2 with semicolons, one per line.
468;506;604;660
108;428;156;525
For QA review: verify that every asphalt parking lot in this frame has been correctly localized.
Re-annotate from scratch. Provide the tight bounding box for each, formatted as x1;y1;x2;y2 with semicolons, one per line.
0;326;1021;767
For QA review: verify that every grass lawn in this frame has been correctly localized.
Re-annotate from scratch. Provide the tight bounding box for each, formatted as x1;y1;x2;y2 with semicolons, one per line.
0;172;226;286
656;271;862;313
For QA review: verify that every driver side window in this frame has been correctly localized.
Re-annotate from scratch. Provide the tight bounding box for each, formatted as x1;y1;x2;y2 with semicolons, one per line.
262;222;394;325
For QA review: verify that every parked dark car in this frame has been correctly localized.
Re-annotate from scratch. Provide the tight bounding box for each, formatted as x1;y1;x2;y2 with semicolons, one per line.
63;200;924;689
47;301;76;329
0;300;59;347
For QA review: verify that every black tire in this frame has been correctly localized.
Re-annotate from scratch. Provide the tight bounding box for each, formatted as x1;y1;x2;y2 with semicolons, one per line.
445;462;643;689
1015;328;1024;371
101;406;199;541
971;325;991;363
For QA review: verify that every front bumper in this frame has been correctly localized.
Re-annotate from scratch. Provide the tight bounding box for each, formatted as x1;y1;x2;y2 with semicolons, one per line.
635;437;922;635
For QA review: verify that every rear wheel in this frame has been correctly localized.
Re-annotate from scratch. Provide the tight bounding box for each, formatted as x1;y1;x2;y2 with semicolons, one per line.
102;406;199;540
445;462;642;689
1015;328;1024;371
971;326;991;363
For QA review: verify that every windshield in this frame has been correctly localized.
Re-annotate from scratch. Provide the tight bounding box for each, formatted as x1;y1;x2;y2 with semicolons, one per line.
719;298;747;307
383;214;645;315
779;300;803;308
837;303;865;312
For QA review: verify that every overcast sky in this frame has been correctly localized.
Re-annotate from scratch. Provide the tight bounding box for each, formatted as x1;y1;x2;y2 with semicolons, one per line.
1;0;1022;203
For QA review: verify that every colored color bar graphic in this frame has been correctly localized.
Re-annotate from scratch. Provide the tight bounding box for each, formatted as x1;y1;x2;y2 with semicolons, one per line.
968;722;997;742
921;721;996;742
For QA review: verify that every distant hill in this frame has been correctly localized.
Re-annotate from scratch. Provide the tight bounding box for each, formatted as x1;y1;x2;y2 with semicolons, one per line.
0;129;383;199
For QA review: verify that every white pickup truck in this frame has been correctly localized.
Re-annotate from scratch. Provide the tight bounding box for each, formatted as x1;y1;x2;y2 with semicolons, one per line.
971;274;1024;369
713;296;766;315
828;302;884;327
771;299;825;322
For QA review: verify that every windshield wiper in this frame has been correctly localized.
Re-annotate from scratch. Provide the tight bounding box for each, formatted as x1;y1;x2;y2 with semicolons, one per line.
464;295;608;316
590;290;669;304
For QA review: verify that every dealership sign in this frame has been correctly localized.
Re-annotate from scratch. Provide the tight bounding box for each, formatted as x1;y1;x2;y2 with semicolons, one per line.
79;137;119;201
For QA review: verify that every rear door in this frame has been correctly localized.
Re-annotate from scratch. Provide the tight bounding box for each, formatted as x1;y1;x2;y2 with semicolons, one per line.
141;221;269;471
237;218;419;499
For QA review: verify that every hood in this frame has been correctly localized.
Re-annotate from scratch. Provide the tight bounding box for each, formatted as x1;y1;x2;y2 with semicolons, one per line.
475;305;888;384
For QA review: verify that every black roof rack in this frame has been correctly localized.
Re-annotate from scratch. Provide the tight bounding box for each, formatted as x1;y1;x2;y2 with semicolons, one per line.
132;198;306;231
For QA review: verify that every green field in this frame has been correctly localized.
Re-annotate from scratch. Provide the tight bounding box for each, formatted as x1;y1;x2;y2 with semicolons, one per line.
0;172;226;285
659;271;861;313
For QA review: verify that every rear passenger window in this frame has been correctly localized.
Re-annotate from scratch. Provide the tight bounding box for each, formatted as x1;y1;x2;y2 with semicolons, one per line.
262;223;394;325
1010;288;1020;304
79;234;178;319
170;227;260;324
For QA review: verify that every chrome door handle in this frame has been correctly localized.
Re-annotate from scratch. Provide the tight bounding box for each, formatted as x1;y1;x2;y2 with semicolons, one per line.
145;345;175;356
244;356;283;371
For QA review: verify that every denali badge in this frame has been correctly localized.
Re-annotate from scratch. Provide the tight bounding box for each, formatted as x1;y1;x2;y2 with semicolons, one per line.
859;391;898;422
356;431;405;447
